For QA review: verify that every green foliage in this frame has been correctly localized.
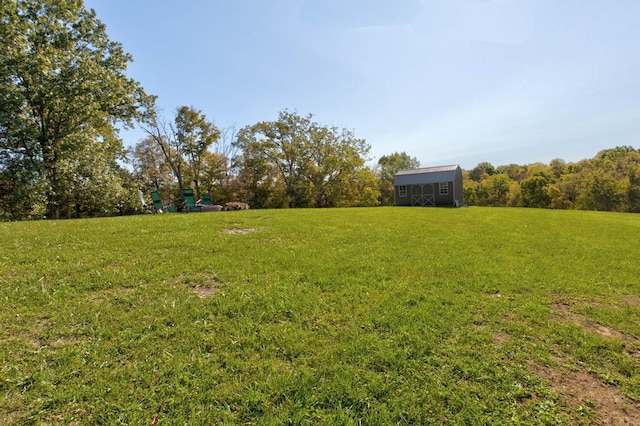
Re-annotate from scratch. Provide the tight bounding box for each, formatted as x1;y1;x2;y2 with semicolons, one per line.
0;0;154;219
466;147;640;212
235;110;378;208
483;173;512;206
376;152;420;205
469;161;495;182
496;163;527;181
1;1;636;219
1;208;639;424
521;175;551;208
142;106;220;197
0;154;47;220
131;135;175;195
174;106;221;197
462;179;479;206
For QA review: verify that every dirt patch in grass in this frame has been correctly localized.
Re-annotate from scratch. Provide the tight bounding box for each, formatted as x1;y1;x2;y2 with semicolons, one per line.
89;287;135;304
49;335;87;349
13;317;51;349
546;298;640;422
171;273;223;299
220;228;256;235
191;284;220;299
531;362;640;425
188;275;222;299
552;300;640;358
621;296;640;307
552;302;628;341
473;321;511;347
492;330;511;347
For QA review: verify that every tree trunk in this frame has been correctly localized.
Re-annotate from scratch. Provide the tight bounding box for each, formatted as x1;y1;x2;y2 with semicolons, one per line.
46;167;60;220
42;139;61;220
193;179;200;199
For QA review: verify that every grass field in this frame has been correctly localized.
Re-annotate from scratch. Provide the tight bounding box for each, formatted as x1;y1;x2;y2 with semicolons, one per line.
1;207;639;424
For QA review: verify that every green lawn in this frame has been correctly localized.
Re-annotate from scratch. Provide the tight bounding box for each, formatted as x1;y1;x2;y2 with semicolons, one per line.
1;207;639;424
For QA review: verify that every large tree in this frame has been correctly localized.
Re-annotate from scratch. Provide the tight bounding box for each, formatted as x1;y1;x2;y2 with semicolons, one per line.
0;0;154;219
143;106;220;198
131;135;174;192
376;151;420;206
235;110;377;208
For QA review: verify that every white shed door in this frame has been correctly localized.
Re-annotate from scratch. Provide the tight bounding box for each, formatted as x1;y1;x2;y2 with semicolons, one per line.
411;184;435;206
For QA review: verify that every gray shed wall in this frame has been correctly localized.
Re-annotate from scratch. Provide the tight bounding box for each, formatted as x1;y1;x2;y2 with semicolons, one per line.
394;166;463;207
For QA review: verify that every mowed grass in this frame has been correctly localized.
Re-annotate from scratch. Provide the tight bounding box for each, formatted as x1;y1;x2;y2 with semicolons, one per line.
1;207;639;424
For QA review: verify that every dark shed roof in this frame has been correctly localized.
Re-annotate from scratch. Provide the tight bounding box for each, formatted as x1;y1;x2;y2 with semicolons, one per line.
394;165;461;186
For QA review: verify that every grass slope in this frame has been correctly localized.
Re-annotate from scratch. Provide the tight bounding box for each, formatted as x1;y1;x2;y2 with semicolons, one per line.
1;207;639;424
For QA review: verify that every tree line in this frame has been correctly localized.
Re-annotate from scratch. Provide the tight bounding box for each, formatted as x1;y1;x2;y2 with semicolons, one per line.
1;1;638;220
133;109;404;212
0;0;415;219
464;146;640;213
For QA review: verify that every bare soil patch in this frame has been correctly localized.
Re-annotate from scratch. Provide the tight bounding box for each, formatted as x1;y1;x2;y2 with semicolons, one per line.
552;300;640;358
545;299;640;423
621;296;640;307
188;274;222;299
552;302;628;341
49;335;86;349
20;317;50;349
532;362;640;425
492;330;511;346
191;284;220;299
220;228;256;235
88;287;136;306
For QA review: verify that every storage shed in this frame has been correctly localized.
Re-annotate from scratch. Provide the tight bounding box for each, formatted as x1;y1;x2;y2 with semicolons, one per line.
394;165;463;207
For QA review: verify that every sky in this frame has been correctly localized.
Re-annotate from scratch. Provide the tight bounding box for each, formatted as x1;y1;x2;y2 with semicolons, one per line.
83;0;640;169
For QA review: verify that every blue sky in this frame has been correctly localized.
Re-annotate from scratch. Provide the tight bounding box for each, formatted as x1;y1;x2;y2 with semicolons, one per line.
84;0;640;169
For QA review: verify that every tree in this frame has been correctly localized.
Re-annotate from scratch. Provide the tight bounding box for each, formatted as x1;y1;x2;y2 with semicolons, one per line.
0;151;46;219
56;128;130;218
462;179;479;206
376;152;420;205
306;125;375;207
131;135;174;193
199;150;228;203
339;167;380;207
206;125;241;203
549;158;566;179
143;106;220;198
484;173;512;206
236;110;376;208
174;106;221;197
0;0;154;219
520;175;551;208
506;180;523;207
236;111;314;208
496;164;526;182
525;162;553;180
469;162;495;182
577;164;626;211
462;146;639;212
595;146;636;162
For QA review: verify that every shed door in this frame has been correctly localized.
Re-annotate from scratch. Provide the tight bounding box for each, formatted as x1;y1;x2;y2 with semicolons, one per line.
411;184;435;206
